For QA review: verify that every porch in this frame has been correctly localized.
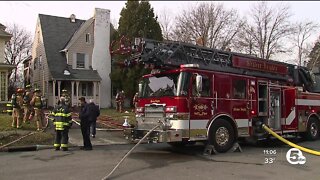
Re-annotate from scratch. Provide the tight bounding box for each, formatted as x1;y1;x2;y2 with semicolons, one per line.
47;80;101;108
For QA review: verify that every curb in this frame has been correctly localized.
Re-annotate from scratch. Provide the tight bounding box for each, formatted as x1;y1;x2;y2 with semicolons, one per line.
0;143;133;152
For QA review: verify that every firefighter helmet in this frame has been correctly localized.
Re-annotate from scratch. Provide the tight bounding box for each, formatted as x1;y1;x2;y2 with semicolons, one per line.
34;88;41;92
16;88;24;94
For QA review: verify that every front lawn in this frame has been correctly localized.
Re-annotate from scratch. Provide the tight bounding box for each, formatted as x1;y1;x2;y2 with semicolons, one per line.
0;113;41;131
0;113;54;147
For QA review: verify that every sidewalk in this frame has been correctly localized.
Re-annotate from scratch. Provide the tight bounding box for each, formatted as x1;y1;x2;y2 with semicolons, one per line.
67;125;129;146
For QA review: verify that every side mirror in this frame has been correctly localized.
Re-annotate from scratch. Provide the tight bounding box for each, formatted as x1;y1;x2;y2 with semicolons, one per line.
138;83;142;95
196;74;202;93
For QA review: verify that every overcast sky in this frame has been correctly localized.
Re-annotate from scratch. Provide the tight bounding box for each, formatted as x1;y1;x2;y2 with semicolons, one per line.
1;1;320;34
1;1;320;62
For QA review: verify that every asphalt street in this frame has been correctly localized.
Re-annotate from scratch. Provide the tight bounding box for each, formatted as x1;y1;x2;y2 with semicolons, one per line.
1;126;320;180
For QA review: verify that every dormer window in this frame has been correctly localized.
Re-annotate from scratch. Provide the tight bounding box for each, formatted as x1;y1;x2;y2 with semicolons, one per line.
86;33;90;44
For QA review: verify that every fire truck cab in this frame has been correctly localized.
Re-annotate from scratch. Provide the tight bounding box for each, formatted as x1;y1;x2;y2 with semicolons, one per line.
118;38;320;153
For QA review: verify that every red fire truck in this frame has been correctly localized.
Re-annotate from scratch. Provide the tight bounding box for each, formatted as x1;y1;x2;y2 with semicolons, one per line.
113;38;320;153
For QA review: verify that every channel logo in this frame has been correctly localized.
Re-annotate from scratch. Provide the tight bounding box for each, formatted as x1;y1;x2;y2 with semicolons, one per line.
286;148;306;165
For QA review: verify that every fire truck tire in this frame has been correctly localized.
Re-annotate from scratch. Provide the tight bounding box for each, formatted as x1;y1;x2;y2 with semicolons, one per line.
208;119;235;153
302;117;320;141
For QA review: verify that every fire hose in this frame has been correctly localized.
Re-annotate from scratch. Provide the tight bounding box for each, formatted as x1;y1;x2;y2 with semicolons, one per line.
101;124;161;180
262;124;320;156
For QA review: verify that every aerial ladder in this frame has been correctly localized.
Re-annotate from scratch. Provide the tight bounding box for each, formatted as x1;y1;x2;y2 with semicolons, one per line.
110;37;316;92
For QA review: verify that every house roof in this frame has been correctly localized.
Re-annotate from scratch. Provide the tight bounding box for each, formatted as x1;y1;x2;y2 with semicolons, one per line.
53;65;102;81
0;63;16;70
62;17;94;51
0;23;12;40
39;14;101;81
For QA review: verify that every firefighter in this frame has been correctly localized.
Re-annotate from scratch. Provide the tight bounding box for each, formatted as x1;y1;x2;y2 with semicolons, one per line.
6;100;13;116
61;89;71;107
132;92;138;112
11;89;24;128
51;96;72;151
116;90;125;113
30;88;43;131
22;84;33;124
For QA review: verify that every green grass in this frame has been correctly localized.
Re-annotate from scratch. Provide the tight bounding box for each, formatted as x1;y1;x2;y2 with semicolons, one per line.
0;113;54;146
0;132;54;147
0;114;13;131
0;113;43;131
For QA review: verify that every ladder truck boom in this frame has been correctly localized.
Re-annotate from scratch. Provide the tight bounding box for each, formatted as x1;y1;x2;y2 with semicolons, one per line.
129;38;316;92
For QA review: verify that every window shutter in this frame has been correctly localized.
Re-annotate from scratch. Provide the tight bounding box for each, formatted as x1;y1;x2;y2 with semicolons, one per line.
85;54;89;69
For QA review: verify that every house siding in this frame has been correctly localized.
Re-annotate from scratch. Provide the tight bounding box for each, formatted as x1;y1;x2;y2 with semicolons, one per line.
68;22;94;69
0;39;5;63
31;18;51;97
0;26;12;103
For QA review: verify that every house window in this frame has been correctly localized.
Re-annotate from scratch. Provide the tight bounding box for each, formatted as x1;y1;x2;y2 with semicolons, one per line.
192;74;210;97
85;33;90;44
76;53;85;68
39;55;42;68
34;58;38;70
233;79;246;99
0;72;6;101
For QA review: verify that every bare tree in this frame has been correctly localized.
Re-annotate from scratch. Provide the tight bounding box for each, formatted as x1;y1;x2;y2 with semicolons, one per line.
307;37;320;69
157;7;173;40
247;2;294;59
171;2;244;50
292;21;319;66
4;23;32;87
233;22;259;56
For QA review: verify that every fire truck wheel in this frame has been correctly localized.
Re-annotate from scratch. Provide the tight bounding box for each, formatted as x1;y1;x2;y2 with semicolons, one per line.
209;119;235;153
303;117;320;141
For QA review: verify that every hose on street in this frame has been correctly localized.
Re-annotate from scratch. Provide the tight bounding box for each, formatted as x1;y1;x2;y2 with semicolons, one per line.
262;124;320;156
101;124;161;180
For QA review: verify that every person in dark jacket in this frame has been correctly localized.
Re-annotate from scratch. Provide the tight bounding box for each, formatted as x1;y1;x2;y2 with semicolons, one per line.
51;96;72;151
88;99;100;138
78;97;92;150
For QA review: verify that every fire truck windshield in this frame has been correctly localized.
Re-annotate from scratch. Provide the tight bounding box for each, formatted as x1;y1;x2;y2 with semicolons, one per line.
139;72;190;98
